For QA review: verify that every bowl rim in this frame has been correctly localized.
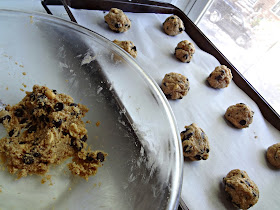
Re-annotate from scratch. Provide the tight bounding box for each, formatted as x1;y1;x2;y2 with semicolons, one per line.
0;9;183;209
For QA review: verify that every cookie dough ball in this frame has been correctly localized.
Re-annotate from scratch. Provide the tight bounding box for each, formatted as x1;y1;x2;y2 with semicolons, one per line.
267;143;280;168
163;15;185;36
223;169;259;209
161;72;190;100
175;40;195;63
225;103;254;128
113;40;137;58
207;65;233;88
104;8;131;33
180;123;210;160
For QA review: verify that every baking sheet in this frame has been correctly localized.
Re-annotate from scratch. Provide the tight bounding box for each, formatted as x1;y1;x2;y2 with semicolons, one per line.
4;3;280;209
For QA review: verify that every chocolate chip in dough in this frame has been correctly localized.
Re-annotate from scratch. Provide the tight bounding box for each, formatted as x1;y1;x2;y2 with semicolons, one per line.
14;108;24;117
23;154;34;164
28;125;37;133
97;152;105;162
54;102;64;111
9;129;15;137
81;135;88;142
239;120;246;125
53;119;62;128
0;115;11;123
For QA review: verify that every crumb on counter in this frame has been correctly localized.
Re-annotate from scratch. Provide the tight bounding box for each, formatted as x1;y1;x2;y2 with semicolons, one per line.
22;72;27;76
96;121;100;127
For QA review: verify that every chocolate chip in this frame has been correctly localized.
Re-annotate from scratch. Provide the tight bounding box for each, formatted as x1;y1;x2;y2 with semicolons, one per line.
22;154;34;164
245;180;251;187
181;128;190;135
81;135;87;142
170;17;175;19
252;191;257;197
52;89;57;94
179;96;183;99
14;109;24;117
131;46;137;51
44;105;52;113
39;115;48;122
76;142;83;151
183;145;192;153
184;132;193;141
53;119;62;128
54;102;64;111
194;155;202;160
9;129;15;137
239;120;246;125
206;148;210;153
20;118;27;124
115;23;121;28
70;137;76;146
70;137;83;151
220;70;225;74
33;152;41;157
30;92;35;101
86;153;94;162
70;103;77;107
215;75;222;80
97;152;105;162
165;94;172;99
0;115;11;123
19;141;26;144
227;183;235;189
184;54;188;59
239;103;245;105
62;131;69;136
37;94;46;100
28;125;37;133
179;27;183;32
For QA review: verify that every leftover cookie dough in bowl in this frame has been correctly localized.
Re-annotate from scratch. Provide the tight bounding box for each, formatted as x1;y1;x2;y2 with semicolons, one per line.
0;10;182;210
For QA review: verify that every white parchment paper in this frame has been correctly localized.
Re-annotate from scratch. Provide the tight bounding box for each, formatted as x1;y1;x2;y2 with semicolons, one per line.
53;9;280;210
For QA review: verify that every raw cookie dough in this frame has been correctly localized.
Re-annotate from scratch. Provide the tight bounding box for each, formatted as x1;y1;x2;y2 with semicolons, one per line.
223;169;259;209
266;143;280;168
0;85;106;180
207;65;233;88
113;39;137;58
174;40;195;63
180;123;210;160
104;8;131;33
161;72;190;100
163;15;185;36
225;103;254;128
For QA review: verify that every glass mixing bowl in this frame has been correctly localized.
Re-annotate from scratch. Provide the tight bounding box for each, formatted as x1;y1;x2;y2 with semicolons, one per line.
0;10;182;210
